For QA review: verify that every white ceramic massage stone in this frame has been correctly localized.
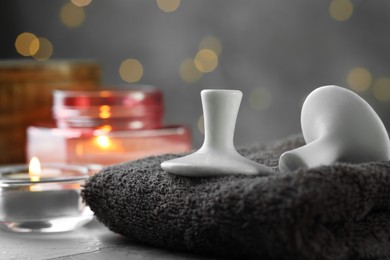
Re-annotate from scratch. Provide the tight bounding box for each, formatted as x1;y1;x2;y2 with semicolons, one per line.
279;85;390;172
161;89;272;177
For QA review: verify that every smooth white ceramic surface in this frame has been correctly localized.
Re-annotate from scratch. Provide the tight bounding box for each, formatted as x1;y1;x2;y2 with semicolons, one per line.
161;89;272;177
279;85;390;172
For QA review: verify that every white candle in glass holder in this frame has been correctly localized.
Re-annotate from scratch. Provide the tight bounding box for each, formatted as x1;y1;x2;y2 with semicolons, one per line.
0;158;93;233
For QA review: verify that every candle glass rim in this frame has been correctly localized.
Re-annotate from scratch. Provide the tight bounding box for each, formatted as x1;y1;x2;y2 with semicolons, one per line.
0;163;90;185
53;85;159;97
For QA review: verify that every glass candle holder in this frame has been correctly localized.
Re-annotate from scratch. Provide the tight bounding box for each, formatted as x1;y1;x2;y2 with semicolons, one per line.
0;163;93;233
27;87;192;165
52;88;163;130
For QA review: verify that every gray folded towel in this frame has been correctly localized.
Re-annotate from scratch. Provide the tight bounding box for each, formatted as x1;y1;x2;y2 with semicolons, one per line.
82;135;390;260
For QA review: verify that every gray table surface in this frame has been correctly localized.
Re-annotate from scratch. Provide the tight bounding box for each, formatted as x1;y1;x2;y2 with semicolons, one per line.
0;219;216;260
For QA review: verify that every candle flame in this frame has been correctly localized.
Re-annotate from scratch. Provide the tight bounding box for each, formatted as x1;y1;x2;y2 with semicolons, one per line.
99;125;112;133
29;157;41;182
99;105;111;119
95;135;111;149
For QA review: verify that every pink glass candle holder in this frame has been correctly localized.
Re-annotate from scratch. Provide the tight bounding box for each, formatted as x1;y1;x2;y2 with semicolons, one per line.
52;88;163;130
27;87;192;165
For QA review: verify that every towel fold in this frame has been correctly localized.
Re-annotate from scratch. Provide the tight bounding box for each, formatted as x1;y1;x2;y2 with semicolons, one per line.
82;135;390;260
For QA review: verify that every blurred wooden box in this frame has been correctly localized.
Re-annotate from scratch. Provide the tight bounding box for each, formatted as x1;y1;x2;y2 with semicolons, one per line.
0;60;101;164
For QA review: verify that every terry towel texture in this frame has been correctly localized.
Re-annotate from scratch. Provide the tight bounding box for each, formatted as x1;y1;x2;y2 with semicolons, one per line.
82;135;390;260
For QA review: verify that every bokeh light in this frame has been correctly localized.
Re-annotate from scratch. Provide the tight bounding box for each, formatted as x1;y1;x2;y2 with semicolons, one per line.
71;0;92;7
180;58;202;83
119;59;144;83
194;49;218;73
95;136;111;149
99;125;112;133
248;87;272;111
15;32;40;56
99;105;111;119
60;2;85;28
373;77;390;101
199;36;222;56
131;92;145;101
156;0;181;13
329;0;354;21
347;67;372;92
32;37;53;61
197;115;204;135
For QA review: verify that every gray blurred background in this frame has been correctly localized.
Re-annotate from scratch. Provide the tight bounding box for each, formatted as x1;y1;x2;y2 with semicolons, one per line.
1;0;390;148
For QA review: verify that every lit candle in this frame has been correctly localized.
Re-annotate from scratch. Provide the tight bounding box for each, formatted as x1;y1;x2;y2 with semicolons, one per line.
27;89;192;166
0;158;94;233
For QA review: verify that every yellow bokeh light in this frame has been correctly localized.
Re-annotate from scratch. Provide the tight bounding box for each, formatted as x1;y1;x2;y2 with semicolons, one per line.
249;87;272;111
29;39;40;56
71;0;92;7
99;105;111;119
99;125;112;132
194;49;218;73
119;59;144;83
329;0;353;21
199;36;222;56
60;2;85;28
95;135;111;149
15;32;40;56
32;37;53;61
156;0;181;12
347;67;372;92
197;115;204;135
373;77;390;101
180;58;202;83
